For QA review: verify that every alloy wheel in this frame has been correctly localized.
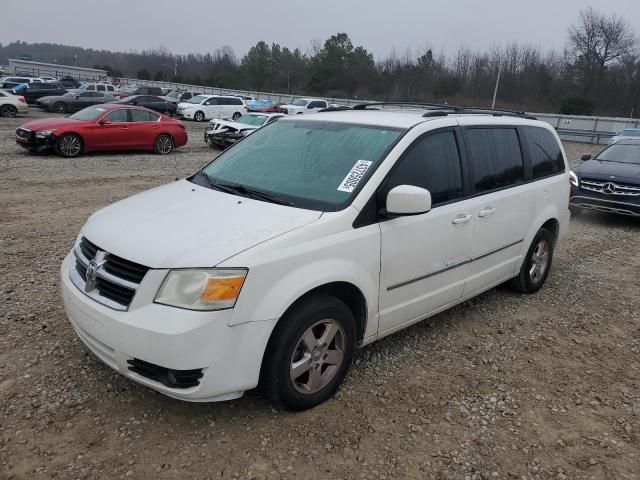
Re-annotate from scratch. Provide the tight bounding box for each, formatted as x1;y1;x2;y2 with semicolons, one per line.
59;135;81;157
156;136;173;154
289;319;346;394
529;239;549;283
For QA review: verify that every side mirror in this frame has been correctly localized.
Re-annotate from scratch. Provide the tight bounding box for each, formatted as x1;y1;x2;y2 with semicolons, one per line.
581;154;592;161
99;118;111;125
386;185;432;216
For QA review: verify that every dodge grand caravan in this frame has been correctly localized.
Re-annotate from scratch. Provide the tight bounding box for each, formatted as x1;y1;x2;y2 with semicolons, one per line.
61;103;570;410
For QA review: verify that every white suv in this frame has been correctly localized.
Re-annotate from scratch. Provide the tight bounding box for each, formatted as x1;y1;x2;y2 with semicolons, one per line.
176;95;247;122
60;104;570;410
279;98;328;115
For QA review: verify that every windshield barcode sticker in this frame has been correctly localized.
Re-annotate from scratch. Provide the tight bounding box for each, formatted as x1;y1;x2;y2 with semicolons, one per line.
337;160;373;193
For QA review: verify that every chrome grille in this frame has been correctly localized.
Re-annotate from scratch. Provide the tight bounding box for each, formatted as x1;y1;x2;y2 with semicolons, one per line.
70;237;149;310
580;178;640;197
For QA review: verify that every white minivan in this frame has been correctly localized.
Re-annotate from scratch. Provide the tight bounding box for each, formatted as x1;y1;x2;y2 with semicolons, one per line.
61;104;570;410
176;94;247;122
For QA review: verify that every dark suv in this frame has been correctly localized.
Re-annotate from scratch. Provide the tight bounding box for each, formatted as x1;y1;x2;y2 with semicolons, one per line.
115;85;163;99
570;141;640;218
17;82;67;104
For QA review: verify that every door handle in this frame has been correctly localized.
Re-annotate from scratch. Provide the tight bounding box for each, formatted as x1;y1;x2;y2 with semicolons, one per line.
120;127;128;131
478;206;496;218
452;214;472;224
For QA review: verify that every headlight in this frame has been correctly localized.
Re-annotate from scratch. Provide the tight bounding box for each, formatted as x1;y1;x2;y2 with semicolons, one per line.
569;170;579;187
155;269;247;311
35;129;56;138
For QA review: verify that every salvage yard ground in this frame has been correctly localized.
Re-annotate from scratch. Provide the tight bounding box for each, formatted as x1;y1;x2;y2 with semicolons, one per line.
0;110;638;480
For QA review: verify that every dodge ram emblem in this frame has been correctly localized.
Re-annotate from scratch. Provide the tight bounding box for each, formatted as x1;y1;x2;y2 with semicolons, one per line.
85;250;107;292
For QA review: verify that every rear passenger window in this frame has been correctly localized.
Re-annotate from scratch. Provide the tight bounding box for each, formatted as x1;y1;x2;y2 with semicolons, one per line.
525;127;565;178
86;85;96;91
131;110;159;122
465;128;524;193
384;131;464;206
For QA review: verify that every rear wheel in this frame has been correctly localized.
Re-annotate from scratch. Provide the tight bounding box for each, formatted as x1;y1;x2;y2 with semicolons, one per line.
154;134;174;155
55;134;83;158
260;293;356;411
509;228;554;293
0;104;17;118
194;111;205;122
53;102;66;113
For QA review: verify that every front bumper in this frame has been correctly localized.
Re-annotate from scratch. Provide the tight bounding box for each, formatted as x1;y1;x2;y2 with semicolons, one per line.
205;131;240;148
16;131;55;152
570;187;640;217
60;253;276;402
177;110;194;119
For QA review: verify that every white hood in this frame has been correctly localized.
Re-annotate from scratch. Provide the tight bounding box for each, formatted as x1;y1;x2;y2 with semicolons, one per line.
82;180;322;268
208;119;257;132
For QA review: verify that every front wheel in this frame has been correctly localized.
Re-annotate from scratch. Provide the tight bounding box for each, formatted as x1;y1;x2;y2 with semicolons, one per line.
194;111;205;122
55;134;83;158
260;293;356;411
0;104;17;118
154;135;174;155
53;102;66;113
509;228;554;293
232;112;241;120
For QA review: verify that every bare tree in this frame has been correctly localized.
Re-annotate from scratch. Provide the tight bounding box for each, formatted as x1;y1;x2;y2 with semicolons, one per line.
568;6;638;96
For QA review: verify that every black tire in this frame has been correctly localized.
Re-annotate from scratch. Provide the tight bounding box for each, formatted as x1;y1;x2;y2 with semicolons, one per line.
232;112;242;120
260;293;356;411
54;133;83;158
154;134;174;155
53;102;66;113
194;111;205;122
509;228;554;294
0;104;17;118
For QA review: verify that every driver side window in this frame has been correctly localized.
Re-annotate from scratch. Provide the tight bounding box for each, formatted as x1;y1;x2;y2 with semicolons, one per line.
104;109;129;123
383;130;464;206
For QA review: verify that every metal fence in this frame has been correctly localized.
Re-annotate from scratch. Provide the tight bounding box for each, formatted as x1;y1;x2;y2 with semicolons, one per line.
114;77;639;144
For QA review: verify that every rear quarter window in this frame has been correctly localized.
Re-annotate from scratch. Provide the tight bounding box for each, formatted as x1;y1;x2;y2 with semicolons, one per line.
524;126;565;178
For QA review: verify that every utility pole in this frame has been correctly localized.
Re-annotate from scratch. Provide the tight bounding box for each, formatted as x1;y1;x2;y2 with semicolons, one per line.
73;53;78;68
491;65;501;110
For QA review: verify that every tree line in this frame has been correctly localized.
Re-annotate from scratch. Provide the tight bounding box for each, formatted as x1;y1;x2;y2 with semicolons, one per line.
1;7;638;116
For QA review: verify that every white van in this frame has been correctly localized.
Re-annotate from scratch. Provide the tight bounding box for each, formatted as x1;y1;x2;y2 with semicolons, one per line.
60;104;570;410
176;95;247;122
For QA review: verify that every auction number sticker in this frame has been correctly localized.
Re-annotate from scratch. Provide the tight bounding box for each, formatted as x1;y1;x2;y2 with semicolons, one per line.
337;160;373;193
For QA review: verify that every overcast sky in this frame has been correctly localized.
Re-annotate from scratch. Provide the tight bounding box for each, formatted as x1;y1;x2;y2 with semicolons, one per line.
2;0;638;59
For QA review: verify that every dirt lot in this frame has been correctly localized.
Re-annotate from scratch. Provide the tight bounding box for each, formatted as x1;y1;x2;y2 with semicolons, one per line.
0;109;638;480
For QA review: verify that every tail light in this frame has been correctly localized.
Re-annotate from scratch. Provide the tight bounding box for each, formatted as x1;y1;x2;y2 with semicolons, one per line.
18;96;26;104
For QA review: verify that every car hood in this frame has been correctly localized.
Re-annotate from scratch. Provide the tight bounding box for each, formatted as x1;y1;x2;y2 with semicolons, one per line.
19;117;83;131
177;102;198;109
81;179;322;268
208;119;257;131
576;159;640;182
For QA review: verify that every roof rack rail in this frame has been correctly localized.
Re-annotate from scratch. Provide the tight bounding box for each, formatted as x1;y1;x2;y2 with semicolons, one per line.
350;101;537;120
352;101;461;111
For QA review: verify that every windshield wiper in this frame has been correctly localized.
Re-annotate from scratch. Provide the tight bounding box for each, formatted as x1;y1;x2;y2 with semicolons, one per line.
198;172;293;206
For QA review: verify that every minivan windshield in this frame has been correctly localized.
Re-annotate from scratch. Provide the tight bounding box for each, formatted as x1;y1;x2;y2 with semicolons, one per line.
193;120;405;210
596;143;640;165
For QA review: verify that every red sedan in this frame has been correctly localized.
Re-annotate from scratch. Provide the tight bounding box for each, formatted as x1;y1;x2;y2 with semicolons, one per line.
15;104;188;157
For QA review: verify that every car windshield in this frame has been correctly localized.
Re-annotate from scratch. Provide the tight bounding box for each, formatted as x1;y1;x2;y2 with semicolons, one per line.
237;115;268;126
620;130;640;137
120;85;138;93
292;99;309;106
69;106;108;121
193;120;404;210
596;144;640;165
166;91;181;98
187;95;208;104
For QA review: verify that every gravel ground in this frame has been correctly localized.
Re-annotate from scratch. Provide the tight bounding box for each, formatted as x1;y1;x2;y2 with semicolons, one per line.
0;109;639;480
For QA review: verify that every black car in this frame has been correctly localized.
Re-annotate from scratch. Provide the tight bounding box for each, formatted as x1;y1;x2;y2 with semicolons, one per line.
570;141;640;218
37;91;114;113
109;95;177;116
15;82;67;104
